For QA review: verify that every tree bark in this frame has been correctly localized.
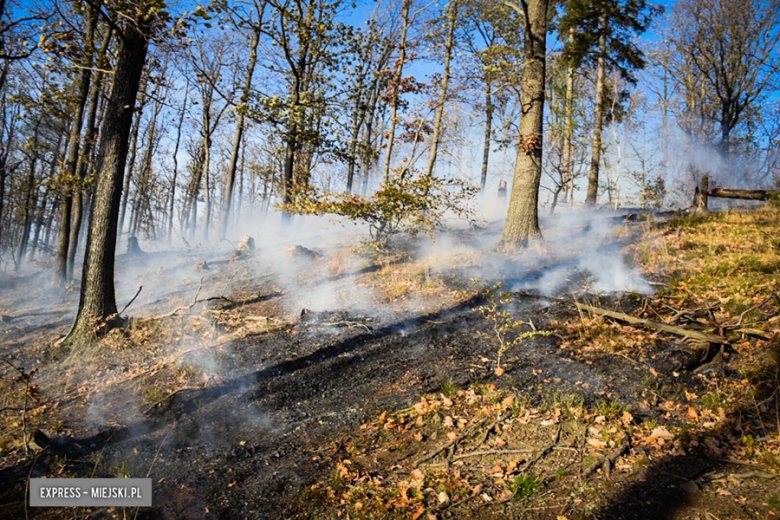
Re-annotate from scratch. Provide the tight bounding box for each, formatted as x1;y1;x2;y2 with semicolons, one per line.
498;0;549;250
585;16;606;206
68;23;111;280
67;21;151;342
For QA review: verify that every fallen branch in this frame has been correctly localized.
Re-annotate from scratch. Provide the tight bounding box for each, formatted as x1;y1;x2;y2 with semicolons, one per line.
583;436;630;479
521;423;562;472
450;448;537;461
708;188;778;201
576;303;725;343
119;286;143;316
414;417;491;467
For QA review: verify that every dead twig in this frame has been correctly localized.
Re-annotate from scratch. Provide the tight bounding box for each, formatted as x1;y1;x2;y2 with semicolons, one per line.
583;435;630;479
520;423;562;473
414;417;491;467
119;286;143;316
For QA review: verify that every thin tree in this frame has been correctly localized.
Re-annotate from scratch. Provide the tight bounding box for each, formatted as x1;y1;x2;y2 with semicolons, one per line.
381;0;412;181
424;0;459;179
560;0;658;205
220;1;265;238
54;6;97;284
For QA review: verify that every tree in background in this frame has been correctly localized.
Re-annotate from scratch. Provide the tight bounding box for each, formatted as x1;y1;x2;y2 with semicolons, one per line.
668;0;780;158
560;0;658;206
460;0;523;195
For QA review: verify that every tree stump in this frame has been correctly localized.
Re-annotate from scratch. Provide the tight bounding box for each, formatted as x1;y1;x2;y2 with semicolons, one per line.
127;236;145;256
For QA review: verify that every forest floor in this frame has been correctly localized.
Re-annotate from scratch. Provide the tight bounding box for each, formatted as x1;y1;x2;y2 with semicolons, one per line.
0;207;778;519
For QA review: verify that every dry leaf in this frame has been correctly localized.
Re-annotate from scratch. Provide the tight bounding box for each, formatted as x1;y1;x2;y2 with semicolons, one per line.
651;426;675;440
587;438;607;449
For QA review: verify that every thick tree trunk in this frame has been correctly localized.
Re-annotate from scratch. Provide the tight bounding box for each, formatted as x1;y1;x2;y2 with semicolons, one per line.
425;0;458;179
221;23;261;238
585;17;606;206
67;23;150;342
498;0;549;250
381;0;412;181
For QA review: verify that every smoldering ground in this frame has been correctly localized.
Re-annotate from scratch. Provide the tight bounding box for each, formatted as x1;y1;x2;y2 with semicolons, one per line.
0;204;663;519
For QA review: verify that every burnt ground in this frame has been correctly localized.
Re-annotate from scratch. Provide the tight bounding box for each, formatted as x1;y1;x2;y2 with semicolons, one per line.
0;215;777;519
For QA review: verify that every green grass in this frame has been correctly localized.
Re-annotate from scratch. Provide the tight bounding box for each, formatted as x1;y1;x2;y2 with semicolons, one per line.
510;475;539;501
441;378;458;398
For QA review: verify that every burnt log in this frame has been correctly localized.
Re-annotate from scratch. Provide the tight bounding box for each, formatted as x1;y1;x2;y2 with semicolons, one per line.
708;188;778;201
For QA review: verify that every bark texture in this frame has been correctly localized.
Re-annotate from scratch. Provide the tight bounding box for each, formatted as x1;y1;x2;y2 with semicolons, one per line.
498;0;549;250
67;24;150;341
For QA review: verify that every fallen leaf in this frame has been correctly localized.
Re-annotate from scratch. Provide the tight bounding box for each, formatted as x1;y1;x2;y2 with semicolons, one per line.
651;426;675;440
438;491;449;504
587;438;607;449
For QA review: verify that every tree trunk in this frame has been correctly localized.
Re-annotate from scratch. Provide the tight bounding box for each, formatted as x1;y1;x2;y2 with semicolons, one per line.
15;121;41;270
585;16;606;206
425;0;458;179
346;83;366;193
480;79;493;195
168;83;188;243
55;10;97;284
562;27;575;204
381;0;412;181
498;0;549;250
221;20;262;239
118;83;145;235
67;22;151;342
202;109;212;240
68;24;111;280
